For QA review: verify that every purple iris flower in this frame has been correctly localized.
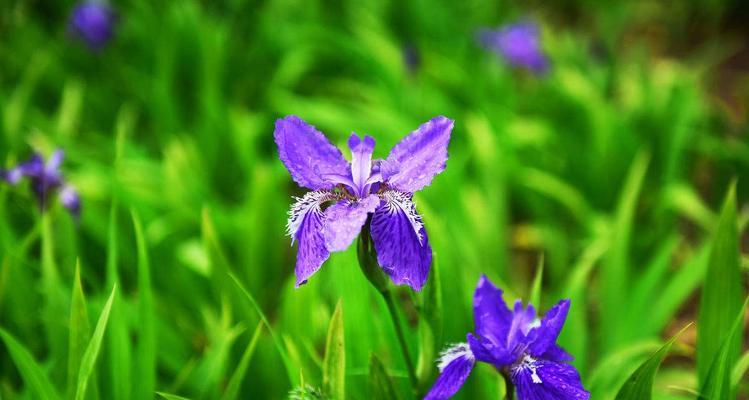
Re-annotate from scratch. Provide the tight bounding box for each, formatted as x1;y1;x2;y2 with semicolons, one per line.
1;150;81;217
275;115;454;290
425;275;589;400
68;2;116;50
478;22;548;74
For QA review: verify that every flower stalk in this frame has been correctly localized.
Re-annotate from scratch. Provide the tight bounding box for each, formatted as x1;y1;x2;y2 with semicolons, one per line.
501;370;515;400
357;224;418;395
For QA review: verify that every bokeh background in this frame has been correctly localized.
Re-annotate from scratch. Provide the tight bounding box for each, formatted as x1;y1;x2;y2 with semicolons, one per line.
1;0;749;399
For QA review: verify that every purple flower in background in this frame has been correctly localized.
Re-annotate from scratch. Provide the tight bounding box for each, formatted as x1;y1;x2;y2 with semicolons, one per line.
425;276;589;400
1;150;81;217
275;115;453;290
68;2;116;50
479;22;548;73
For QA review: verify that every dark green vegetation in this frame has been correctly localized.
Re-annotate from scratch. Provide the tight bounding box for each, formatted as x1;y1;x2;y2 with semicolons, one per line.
1;0;748;399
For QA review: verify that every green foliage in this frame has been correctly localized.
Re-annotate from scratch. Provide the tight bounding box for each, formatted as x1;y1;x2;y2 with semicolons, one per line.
696;183;743;388
0;0;748;399
698;298;749;399
322;300;345;400
615;324;690;400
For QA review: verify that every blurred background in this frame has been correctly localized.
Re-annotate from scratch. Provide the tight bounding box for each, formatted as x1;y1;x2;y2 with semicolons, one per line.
1;0;749;399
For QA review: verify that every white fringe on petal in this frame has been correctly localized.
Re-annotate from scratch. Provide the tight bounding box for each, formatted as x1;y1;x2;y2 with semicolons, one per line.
436;343;474;372
380;190;425;245
286;190;338;243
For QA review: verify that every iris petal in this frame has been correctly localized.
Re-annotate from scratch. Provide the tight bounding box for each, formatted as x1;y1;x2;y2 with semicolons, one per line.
370;191;431;290
274;116;351;190
512;358;589;400
424;343;476;400
380;116;453;193
322;195;379;252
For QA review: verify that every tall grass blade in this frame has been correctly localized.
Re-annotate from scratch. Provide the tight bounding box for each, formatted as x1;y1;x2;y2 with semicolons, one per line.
67;261;92;400
0;328;62;400
323;300;345;400
132;211;156;400
614;323;691;399
221;322;264;400
698;298;749;399
75;285;117;400
696;182;743;387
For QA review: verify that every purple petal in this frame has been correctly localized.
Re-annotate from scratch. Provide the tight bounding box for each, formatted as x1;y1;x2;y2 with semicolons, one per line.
322;195;379;252
424;343;475;400
381;116;453;193
16;154;45;178
479;22;548;74
512;358;589;400
507;300;537;350
69;2;116;49
370;191;431;290
541;344;574;363
274;116;351;190
1;167;24;184
286;191;338;287
59;185;81;217
527;299;570;358
467;333;514;367
473;275;513;346
347;134;376;196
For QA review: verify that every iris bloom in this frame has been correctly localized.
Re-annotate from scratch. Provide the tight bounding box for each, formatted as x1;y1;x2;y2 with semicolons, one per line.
69;1;116;49
1;150;81;217
275;116;453;290
425;275;589;400
478;22;548;73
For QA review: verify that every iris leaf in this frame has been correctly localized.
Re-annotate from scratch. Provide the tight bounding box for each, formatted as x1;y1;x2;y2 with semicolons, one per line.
221;322;264;400
369;353;399;400
698;297;749;400
132;211;156;400
75;285;117;400
696;182;743;387
323;300;345;400
614;323;691;399
0;328;62;400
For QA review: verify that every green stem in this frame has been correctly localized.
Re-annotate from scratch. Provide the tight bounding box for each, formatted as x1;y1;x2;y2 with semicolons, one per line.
381;288;419;395
502;370;515;400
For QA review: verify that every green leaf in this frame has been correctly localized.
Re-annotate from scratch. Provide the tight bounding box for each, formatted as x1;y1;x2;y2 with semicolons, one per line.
221;322;264;400
68;261;92;400
132;211;156;400
731;350;749;387
323;300;345;400
601;150;650;351
0;328;62;400
615;323;691;399
75;285;117;400
105;202;131;400
368;353;399;400
417;255;442;387
530;255;544;308
229;273;296;386
697;182;743;387
698;297;749;399
156;392;193;400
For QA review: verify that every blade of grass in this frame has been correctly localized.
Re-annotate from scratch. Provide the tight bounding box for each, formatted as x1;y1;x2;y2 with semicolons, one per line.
67;260;92;400
698;298;749;399
697;182;743;387
530;255;544;308
0;328;62;400
221;322;264;400
229;272;296;386
601;150;650;351
132;211;156;400
615;323;691;399
75;285;117;400
323;300;345;400
105;202;131;400
369;353;400;400
156;392;193;400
